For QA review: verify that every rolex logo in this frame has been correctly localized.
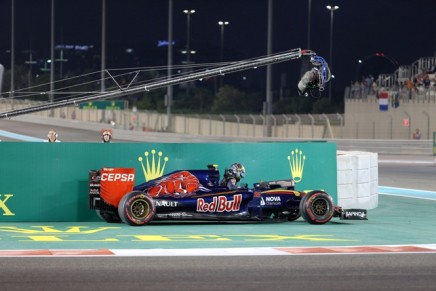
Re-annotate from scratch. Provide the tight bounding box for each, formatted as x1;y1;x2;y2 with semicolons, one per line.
287;148;305;183
138;149;169;181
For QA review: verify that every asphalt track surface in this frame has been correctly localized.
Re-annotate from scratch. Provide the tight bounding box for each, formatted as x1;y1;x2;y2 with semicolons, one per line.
1;119;436;290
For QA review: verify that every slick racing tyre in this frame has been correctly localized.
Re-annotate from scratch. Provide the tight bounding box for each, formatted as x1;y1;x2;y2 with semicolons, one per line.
96;209;122;223
118;191;156;226
300;191;334;225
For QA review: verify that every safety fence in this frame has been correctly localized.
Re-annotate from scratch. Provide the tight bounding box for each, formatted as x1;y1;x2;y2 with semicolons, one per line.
0;98;343;139
1;98;435;144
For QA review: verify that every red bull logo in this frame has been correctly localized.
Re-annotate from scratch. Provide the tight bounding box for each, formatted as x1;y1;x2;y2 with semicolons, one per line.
196;194;242;213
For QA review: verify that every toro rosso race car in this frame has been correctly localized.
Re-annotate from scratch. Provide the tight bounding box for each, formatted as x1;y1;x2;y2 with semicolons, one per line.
88;166;367;226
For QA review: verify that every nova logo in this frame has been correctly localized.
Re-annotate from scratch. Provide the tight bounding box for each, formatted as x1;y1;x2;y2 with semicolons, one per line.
265;196;281;202
138;149;169;181
0;194;15;216
287;148;306;183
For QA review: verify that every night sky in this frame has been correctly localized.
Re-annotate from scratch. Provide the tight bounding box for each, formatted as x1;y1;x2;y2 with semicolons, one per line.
1;0;435;98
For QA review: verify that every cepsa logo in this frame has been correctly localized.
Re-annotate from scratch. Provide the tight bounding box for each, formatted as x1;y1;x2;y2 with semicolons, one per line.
101;173;135;182
197;194;242;213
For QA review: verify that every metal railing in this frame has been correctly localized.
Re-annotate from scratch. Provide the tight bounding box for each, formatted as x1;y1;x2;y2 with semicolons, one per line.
375;56;436;87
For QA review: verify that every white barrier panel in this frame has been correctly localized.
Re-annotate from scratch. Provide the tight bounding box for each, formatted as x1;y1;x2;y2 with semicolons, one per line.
337;151;378;209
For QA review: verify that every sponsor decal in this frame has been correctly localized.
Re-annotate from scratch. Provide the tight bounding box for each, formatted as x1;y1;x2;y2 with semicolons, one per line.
155;212;190;218
100;173;135;182
100;168;135;207
264;195;282;205
265;196;281;202
0;194;14;216
196;194;242;213
288;148;305;183
154;200;178;207
258;195;283;206
138;149;169;181
147;171;200;198
343;209;367;219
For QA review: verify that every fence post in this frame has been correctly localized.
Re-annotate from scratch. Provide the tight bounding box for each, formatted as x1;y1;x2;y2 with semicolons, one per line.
220;114;226;136
308;113;314;138
197;114;201;135
322;113;334;139
250;114;256;137
282;114;289;137
259;114;265;137
294;114;301;138
423;111;430;139
271;115;276;137
234;114;240;136
336;113;344;138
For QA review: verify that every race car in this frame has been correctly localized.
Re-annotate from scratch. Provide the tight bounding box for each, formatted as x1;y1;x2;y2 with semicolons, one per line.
88;166;367;226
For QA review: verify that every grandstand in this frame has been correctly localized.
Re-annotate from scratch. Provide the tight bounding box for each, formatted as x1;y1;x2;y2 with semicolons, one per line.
345;56;436;102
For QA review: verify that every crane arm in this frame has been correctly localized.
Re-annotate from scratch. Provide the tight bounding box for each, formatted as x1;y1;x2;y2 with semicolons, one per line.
0;48;329;119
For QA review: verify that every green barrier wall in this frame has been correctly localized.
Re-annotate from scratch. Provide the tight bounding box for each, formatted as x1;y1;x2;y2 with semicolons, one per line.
433;132;436;155
0;142;336;222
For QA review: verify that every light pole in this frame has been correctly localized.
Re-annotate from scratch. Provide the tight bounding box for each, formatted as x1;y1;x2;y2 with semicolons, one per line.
218;20;229;88
307;0;311;49
183;9;195;64
183;9;195;95
218;21;229;64
265;0;273;137
356;59;363;82
10;0;15;99
101;0;106;93
24;50;36;90
50;0;55;116
166;0;173;131
326;5;339;103
300;0;312;79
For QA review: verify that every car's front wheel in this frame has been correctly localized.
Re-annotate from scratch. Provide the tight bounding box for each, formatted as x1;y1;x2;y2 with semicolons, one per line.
118;191;156;226
287;211;301;221
300;191;334;224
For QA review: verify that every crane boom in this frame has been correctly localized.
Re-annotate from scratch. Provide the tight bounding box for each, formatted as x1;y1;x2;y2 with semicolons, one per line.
0;48;326;119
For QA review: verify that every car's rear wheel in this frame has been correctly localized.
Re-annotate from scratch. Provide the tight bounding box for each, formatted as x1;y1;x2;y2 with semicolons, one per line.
300;191;334;224
96;209;122;223
118;191;156;226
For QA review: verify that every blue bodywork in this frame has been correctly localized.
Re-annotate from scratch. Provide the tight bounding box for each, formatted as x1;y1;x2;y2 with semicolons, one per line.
133;169;301;221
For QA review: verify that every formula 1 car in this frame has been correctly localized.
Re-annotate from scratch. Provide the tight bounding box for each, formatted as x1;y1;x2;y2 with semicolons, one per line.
88;166;367;226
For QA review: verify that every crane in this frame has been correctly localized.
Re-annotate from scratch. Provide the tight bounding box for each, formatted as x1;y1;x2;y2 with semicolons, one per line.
0;48;330;119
